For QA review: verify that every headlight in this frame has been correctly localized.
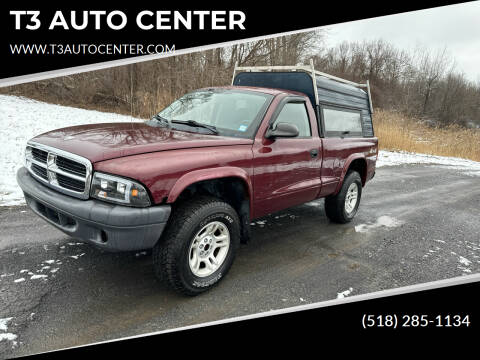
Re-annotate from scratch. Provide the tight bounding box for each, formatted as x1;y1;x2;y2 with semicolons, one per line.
90;172;151;207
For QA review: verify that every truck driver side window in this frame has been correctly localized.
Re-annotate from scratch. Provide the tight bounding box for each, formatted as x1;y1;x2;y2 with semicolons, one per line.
273;102;311;137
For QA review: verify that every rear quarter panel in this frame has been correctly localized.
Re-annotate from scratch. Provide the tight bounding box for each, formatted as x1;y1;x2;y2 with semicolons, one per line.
320;136;378;197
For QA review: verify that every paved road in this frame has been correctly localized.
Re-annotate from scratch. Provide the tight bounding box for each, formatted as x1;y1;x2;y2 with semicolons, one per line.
1;164;479;357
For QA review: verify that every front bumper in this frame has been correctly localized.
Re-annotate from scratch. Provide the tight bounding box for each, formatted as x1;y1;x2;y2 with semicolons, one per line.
17;167;171;252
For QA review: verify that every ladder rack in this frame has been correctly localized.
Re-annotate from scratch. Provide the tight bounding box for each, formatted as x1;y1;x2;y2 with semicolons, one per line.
232;59;373;114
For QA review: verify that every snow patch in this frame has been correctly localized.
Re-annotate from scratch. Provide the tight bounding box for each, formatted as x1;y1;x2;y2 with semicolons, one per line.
355;216;403;233
30;274;48;280
377;150;480;174
13;278;25;283
0;318;13;332
0;317;17;347
456;255;472;273
337;287;353;299
458;256;472;267
0;333;17;342
0;95;142;206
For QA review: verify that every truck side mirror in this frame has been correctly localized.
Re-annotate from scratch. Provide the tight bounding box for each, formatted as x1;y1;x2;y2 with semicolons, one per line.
265;122;299;139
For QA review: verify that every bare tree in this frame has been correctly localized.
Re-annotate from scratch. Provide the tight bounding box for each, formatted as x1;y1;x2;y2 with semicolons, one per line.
413;46;452;115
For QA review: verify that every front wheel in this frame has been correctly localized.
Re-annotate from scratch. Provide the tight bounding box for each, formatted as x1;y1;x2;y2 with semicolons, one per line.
325;171;362;223
153;196;240;296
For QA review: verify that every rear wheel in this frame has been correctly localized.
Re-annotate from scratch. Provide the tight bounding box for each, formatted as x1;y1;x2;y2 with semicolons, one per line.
153;196;240;296
325;171;362;223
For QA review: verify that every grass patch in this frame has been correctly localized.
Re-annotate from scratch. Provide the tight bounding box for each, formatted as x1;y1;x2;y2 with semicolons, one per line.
373;109;480;162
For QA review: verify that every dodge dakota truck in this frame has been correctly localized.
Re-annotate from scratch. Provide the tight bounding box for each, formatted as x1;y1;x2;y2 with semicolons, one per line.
17;62;378;295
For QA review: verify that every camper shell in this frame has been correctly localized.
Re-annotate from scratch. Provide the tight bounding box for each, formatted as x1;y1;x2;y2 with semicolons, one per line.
232;60;374;137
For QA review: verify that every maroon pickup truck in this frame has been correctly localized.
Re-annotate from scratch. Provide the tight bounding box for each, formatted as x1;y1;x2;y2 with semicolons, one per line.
17;64;377;295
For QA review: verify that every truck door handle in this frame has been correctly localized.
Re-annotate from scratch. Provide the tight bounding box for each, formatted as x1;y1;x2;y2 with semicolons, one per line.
310;149;318;158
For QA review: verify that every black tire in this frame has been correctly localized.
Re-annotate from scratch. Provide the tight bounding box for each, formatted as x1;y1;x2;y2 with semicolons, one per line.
325;171;362;224
153;196;240;296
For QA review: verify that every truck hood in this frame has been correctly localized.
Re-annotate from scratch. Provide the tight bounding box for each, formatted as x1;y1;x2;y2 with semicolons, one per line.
30;122;253;163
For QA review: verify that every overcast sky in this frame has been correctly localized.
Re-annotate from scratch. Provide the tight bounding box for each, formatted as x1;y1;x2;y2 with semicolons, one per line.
322;1;480;82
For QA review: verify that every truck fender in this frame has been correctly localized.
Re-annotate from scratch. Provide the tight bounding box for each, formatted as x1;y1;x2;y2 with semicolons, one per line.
167;166;253;209
334;154;367;194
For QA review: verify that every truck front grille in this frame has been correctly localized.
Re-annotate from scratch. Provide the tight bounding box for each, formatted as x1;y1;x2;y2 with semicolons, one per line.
56;156;87;177
31;163;48;180
57;174;86;192
32;148;48;163
25;142;93;199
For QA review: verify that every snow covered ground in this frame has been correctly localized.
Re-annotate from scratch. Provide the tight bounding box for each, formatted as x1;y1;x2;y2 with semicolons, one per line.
0;95;141;206
377;150;480;173
0;94;479;206
0;317;17;348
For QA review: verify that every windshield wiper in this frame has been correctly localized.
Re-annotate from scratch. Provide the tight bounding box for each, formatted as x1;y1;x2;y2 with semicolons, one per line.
151;114;170;127
171;120;218;135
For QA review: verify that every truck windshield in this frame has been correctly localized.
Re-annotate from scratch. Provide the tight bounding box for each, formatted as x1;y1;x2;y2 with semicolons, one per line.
151;89;273;138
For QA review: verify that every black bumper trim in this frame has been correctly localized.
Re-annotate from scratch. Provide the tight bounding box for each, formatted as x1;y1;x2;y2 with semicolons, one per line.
17;167;171;252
